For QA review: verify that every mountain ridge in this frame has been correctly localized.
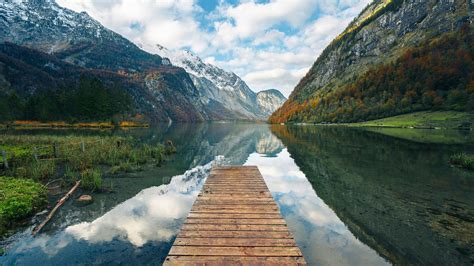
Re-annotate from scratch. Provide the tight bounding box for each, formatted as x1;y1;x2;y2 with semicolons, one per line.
0;0;285;122
154;45;286;120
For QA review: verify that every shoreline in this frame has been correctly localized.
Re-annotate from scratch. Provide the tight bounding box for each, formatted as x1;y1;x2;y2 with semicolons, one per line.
1;120;149;129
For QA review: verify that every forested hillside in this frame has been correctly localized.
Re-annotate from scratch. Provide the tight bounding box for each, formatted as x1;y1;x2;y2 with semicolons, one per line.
269;0;472;124
270;28;473;123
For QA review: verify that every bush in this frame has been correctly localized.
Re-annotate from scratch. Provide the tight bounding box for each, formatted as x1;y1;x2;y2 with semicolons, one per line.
0;176;47;221
449;153;474;170
80;169;102;191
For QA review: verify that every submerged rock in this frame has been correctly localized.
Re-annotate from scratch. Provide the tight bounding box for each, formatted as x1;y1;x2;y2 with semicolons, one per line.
76;195;93;206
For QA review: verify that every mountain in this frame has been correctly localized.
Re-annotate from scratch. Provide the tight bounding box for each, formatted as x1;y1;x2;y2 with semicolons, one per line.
270;0;473;123
256;89;287;116
0;0;211;122
0;0;286;122
154;45;286;120
0;0;285;122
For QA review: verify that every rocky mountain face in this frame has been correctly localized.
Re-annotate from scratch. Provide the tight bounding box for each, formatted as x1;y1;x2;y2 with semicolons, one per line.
0;0;208;122
270;0;472;123
256;89;287;117
0;0;285;122
154;46;286;120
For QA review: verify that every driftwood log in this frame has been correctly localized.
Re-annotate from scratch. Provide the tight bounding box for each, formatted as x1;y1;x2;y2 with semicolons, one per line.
32;181;81;236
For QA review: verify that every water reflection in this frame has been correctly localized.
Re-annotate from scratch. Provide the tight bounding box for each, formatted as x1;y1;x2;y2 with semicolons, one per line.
245;149;389;265
271;125;474;265
1;123;473;265
1;162;214;265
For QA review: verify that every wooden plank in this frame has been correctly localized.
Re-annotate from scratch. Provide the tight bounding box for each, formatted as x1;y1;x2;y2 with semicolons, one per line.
181;224;289;231
168;246;303;256
191;205;278;210
164;256;306;266
189;209;281;214
177;230;295;239
184;218;287;225
164;166;306;265
173;237;297;247
187;213;282;219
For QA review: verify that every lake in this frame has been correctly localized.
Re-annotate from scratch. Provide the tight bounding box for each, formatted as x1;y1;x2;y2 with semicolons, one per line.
1;123;473;265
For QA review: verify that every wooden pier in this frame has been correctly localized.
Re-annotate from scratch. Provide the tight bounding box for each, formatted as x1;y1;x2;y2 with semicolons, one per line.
164;166;306;265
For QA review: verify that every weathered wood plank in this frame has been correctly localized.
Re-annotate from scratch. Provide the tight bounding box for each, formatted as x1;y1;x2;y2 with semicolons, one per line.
164;256;306;266
187;213;282;219
181;224;289;231
173;237;297;247
177;230;295;239
168;246;303;256
184;218;287;225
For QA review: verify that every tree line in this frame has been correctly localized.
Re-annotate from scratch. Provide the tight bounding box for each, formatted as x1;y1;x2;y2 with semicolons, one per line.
0;76;132;122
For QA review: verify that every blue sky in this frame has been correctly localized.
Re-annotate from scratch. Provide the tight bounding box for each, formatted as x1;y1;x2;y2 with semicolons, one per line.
56;0;371;97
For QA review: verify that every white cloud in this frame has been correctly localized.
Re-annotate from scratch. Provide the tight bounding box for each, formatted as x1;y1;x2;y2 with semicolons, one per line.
244;67;309;96
55;0;371;97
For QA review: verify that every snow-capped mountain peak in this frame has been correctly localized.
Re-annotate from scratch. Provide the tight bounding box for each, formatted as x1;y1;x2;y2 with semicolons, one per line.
153;44;286;120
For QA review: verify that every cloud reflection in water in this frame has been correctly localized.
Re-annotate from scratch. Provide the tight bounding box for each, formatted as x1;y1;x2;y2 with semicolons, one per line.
2;161;214;264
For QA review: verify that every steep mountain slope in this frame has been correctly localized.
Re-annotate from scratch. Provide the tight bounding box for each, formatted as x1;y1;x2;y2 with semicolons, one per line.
0;0;216;122
270;0;473;123
155;45;285;120
256;89;287;116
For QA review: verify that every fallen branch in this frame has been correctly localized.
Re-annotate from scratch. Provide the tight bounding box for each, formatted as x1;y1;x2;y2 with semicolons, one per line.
32;181;81;236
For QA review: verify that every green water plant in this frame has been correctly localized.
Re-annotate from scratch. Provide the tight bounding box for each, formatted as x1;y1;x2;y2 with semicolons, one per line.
449;153;474;170
0;176;47;236
80;168;103;191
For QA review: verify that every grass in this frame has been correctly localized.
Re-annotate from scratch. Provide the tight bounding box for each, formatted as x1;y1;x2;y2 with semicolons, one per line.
364;127;474;144
80;169;103;191
353;111;474;129
449;153;474;170
0;176;47;236
0;135;172;179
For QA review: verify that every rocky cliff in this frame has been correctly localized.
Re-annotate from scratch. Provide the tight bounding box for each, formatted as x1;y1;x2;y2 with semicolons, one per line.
270;0;472;123
256;89;287;116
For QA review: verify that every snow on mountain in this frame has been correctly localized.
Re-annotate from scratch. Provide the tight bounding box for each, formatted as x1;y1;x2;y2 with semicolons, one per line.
256;89;287;116
154;45;286;120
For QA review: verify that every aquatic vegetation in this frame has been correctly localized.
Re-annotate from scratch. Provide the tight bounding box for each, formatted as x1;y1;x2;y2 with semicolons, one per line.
0;133;176;236
24;160;56;181
0;176;47;236
80;169;103;191
109;161;134;174
449;153;474;170
164;140;176;155
0;135;171;179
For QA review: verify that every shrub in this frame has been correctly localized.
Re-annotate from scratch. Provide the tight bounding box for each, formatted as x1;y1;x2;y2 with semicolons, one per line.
80;169;102;191
0;176;47;221
449;153;474;170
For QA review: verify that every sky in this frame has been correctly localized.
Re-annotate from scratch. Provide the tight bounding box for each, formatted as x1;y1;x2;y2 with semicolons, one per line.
55;0;371;97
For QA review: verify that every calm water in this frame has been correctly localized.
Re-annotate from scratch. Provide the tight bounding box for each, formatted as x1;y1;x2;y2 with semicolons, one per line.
1;123;473;265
